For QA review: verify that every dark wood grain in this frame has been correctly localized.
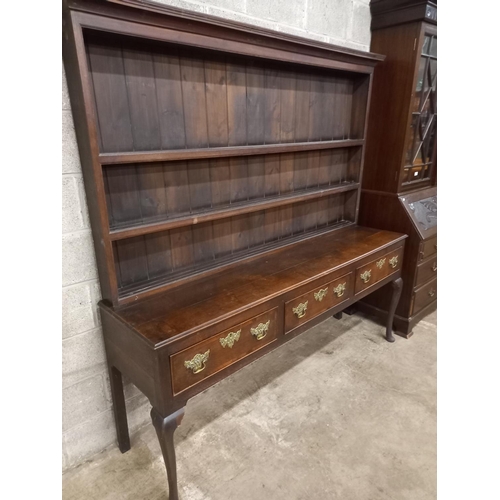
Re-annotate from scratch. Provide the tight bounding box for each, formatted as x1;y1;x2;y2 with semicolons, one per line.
264;66;281;144
192;222;214;265
279;153;294;195
153;48;186;149
204;57;229;147
209;158;230;207
247;156;265;200
105;165;142;225
308;72;323;141
180;52;209;148
136;164;168;220
109;182;360;240
64;5;402;499
122;47;161;150
99;139;365;164
112;226;406;341
229;157;248;203
294;73;310;142
145;232;172;279
164;161;190;216
170;226;194;271
151;408;184;500
226;59;247;146
246;63;265;145
188;159;212;211
87;39;133;152
115;236;149;286
107;366;131;453
212;218;233;259
280;69;296;143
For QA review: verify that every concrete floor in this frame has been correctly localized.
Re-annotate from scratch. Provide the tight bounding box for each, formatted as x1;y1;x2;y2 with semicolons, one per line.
63;310;437;500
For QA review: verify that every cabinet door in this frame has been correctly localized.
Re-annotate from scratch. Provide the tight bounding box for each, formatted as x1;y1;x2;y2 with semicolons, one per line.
402;26;437;188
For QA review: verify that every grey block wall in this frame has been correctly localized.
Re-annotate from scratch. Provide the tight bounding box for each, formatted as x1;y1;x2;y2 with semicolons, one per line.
62;0;372;472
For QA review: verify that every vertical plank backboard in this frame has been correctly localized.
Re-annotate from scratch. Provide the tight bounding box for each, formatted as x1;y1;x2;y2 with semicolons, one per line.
180;52;209;148
153;47;186;149
204;57;229;147
226;59;247;146
87;40;133;152
122;47;161;150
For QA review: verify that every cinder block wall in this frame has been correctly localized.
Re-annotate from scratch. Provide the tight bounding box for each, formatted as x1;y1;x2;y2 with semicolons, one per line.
62;0;372;471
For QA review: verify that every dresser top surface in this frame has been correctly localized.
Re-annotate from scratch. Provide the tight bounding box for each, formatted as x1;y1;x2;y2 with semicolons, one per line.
102;226;406;346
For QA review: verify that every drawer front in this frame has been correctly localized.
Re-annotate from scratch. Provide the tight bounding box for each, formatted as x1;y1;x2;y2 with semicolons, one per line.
420;236;437;261
171;308;279;395
415;255;437;287
355;247;403;294
412;278;437;316
285;273;353;333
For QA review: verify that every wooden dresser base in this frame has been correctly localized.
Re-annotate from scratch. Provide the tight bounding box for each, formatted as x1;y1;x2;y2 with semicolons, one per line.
100;227;405;499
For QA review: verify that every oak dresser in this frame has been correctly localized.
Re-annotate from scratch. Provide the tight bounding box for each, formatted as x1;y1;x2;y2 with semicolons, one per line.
62;1;407;497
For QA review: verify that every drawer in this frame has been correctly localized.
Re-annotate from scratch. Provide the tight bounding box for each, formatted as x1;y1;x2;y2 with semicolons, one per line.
170;308;279;395
419;236;437;262
411;278;437;316
355;247;403;294
285;273;353;333
415;255;437;287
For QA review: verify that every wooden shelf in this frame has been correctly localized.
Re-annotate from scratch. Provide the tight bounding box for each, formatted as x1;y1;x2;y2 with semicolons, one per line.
109;182;360;241
117;220;355;301
99;140;364;165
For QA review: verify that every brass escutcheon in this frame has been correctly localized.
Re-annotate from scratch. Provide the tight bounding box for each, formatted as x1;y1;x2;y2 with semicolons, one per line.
184;350;210;374
432;262;437;272
360;270;371;283
219;329;241;348
389;256;398;269
251;320;270;341
428;289;436;297
293;302;308;318
333;282;346;298
314;288;328;302
376;258;386;269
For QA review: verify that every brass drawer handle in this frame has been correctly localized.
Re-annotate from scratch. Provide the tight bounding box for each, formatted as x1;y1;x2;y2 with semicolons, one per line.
219;329;241;348
293;301;308;318
432;262;437;272
376;258;386;269
314;288;328;302
360;270;371;283
333;282;346;298
251;320;270;341
184;350;210;375
428;289;436;297
389;256;398;269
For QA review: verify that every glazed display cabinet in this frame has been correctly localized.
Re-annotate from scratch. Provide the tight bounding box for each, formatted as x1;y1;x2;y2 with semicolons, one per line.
358;0;437;337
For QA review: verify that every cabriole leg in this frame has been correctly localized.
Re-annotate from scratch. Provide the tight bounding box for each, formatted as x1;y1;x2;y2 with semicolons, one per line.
151;407;185;500
386;277;403;343
108;365;131;453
